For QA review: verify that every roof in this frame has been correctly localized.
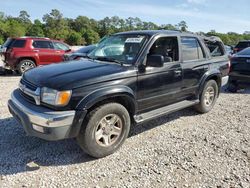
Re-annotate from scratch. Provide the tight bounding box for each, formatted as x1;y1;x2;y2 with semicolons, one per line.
114;30;182;36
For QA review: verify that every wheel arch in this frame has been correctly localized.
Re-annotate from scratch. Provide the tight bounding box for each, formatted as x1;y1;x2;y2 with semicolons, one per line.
197;71;222;98
18;57;37;66
76;86;137;118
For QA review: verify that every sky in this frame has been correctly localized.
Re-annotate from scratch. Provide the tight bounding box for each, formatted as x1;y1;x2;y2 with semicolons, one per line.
0;0;250;34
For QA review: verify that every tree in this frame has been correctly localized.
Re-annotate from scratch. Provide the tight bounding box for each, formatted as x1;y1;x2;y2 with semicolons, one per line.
66;31;83;45
82;29;100;45
27;19;44;37
177;21;188;32
42;9;70;39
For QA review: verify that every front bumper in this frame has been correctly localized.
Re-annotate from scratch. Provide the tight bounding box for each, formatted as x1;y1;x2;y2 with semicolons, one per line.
8;89;87;141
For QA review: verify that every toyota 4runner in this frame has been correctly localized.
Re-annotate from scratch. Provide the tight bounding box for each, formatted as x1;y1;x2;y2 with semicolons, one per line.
8;30;230;158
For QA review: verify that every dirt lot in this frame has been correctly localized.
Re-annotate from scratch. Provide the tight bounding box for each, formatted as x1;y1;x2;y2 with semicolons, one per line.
0;76;249;188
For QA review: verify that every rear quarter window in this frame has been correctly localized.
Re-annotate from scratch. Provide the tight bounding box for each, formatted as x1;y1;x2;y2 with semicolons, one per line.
10;40;26;48
205;41;225;57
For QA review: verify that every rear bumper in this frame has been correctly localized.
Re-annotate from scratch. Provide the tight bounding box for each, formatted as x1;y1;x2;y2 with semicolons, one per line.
8;89;87;141
229;72;250;84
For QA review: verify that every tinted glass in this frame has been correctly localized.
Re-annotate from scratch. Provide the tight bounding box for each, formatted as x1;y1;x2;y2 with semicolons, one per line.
181;37;201;61
235;42;250;48
33;40;53;49
237;47;250;55
3;38;14;48
149;37;179;62
54;42;69;50
11;40;26;48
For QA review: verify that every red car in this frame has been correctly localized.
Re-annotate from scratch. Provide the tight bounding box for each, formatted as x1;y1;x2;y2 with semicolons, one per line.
1;37;71;74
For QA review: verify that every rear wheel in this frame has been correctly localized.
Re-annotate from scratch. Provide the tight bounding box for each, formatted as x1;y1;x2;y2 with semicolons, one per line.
17;59;36;74
195;80;218;113
77;103;131;158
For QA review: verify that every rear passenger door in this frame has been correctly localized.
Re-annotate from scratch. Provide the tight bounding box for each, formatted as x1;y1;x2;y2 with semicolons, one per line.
180;37;209;97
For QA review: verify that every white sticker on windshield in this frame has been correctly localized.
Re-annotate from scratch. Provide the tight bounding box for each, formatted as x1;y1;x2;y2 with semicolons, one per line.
125;37;144;43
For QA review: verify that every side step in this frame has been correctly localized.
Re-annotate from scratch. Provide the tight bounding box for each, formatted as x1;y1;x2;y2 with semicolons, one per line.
134;99;199;123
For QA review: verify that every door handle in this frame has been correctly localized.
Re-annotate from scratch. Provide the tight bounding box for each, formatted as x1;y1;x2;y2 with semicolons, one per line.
33;50;39;52
55;51;61;53
174;70;182;76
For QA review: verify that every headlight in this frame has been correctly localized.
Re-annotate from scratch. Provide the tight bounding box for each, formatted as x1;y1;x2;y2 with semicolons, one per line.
41;87;72;106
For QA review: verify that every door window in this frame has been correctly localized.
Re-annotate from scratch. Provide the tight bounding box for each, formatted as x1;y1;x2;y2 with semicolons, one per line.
32;40;54;49
148;37;179;62
181;37;205;61
53;42;69;51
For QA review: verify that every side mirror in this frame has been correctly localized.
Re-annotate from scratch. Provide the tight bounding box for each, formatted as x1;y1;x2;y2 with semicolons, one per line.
65;48;72;52
146;55;164;67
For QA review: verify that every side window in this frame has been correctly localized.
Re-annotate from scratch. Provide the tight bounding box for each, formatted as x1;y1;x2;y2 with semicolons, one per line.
181;37;205;61
32;40;54;49
205;41;225;57
53;42;69;51
10;40;26;48
148;37;179;62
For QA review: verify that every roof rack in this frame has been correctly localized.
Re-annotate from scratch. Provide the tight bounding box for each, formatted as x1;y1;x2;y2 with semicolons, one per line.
20;36;50;39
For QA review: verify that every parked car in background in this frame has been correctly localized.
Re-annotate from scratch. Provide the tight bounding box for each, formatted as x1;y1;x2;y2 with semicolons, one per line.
228;47;250;92
2;37;71;74
63;36;109;61
233;40;250;54
8;30;230;158
63;44;96;61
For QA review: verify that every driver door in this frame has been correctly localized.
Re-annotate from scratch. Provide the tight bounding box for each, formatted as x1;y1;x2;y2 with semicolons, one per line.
137;36;183;113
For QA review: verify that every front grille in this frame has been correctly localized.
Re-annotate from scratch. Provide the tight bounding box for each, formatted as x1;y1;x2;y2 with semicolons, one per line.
19;78;40;105
20;78;37;91
19;89;36;104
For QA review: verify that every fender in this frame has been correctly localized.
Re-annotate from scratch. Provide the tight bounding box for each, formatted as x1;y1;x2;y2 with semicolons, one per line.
76;85;137;112
196;69;222;97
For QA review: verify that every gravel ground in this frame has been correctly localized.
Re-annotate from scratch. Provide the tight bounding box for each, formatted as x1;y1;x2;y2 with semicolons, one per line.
0;76;249;188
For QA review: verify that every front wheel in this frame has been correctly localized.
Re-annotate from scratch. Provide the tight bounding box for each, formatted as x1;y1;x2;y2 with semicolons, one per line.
195;80;219;113
17;59;36;74
77;103;131;158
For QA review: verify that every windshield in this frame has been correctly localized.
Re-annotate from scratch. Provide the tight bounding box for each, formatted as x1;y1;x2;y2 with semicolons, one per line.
88;34;148;64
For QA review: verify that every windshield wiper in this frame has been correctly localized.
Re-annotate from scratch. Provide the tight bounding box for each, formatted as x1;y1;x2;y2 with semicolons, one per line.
93;57;123;65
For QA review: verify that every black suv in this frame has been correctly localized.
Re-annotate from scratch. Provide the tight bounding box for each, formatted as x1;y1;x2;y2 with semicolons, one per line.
8;30;230;158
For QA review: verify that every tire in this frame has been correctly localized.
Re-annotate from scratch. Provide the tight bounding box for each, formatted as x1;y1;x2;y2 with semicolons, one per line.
17;59;36;74
77;103;131;158
227;81;238;93
195;80;219;113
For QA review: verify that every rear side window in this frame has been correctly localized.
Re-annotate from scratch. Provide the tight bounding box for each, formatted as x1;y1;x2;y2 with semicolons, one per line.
205;41;224;57
181;37;205;61
10;40;26;48
32;40;54;49
235;42;250;48
3;38;14;48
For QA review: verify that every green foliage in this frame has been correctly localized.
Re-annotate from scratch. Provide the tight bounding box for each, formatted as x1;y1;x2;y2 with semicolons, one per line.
42;9;70;39
0;9;249;46
66;31;83;45
27;19;44;37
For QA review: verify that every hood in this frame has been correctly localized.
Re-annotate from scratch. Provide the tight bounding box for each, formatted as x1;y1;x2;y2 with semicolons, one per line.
23;59;136;90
